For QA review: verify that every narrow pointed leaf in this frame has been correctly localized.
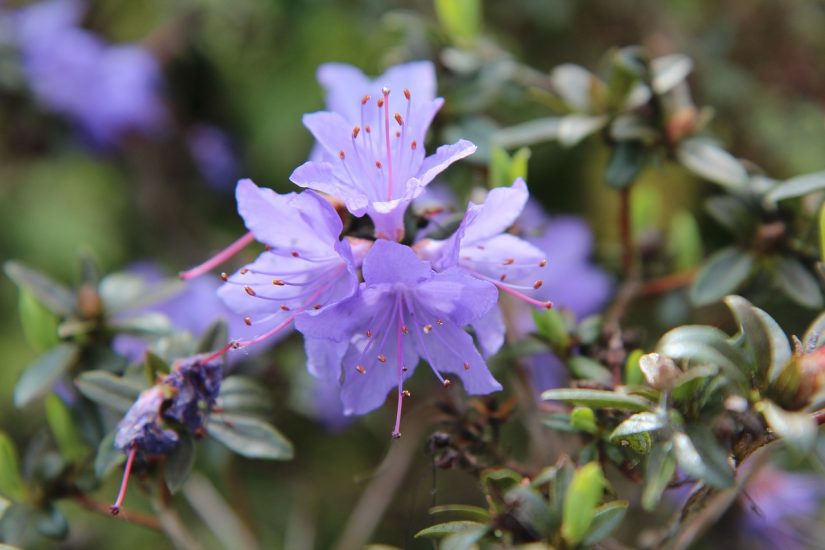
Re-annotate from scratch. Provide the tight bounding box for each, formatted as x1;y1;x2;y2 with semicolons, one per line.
765;170;825;204
415;521;487;539
774;257;823;309
582;500;629;545
4;261;75;317
677;138;748;190
207;415;293;460
14;344;79;408
541;388;652;411
165;432;195;494
642;442;677;511
75;371;143;413
760;400;816;455
690;247;753;306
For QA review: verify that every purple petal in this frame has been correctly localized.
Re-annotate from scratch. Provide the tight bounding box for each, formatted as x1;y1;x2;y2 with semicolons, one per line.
415;267;498;326
316;63;371;122
290;161;369;216
416;139;476;186
304;336;349;381
471;306;506;357
462;178;529;243
362;240;432;286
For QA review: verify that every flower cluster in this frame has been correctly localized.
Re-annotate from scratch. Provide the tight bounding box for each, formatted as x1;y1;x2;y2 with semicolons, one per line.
182;62;559;438
110;355;221;514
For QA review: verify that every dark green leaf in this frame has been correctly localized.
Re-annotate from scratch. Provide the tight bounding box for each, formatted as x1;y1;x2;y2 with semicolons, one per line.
610;412;665;439
217;376;273;417
561;462;605;545
582;500;629;545
567;356;613;384
605;140;646;189
441;527;489;550
94;432;123;480
541;388;652;411
98;273;183;314
207;415;293;460
75;371;143;413
429;504;490;522
672;428;733;489
4;261;75;317
705;195;754;240
414;521;487;539
506;486;554;537
558;115;607;146
35;503;68;540
759;400;816;455
753;308;792;383
642;442;677;511
724;295;772;378
45;395;87;462
551;64;599;112
14;344;79;408
690;247;754;306
0;433;26;501
774;257;823;309
18;289;58;352
657;325;748;387
532;308;570;351
165;432;195;494
764;170;825;204
677;138;748;190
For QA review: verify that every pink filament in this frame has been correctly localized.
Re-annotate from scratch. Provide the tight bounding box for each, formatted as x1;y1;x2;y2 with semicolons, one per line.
179;232;256;280
383;88;394;202
110;443;137;515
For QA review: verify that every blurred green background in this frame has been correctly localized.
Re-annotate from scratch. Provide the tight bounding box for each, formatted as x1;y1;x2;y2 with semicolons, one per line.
2;0;825;547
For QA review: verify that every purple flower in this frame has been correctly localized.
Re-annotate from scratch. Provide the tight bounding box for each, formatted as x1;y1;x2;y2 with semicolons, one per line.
291;75;475;241
736;466;825;550
296;240;501;437
215;179;360;346
114;386;179;455
186;124;241;191
163;356;223;432
416;179;552;356
13;0;166;147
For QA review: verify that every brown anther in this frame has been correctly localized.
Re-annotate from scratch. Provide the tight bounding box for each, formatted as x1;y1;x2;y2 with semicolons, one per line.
410;140;417;150
272;279;284;286
377;98;384;108
443;379;451;388
403;88;410;100
533;280;543;289
220;272;228;282
356;365;366;374
352;126;360;139
377;354;387;363
402;366;408;372
243;316;252;326
436;319;444;326
243;286;256;296
391;431;401;439
395;130;400;138
280;305;290;311
365;126;371;133
375;161;382;169
361;95;370;105
394;113;404;126
544;301;554;309
463;362;470;370
539;259;548;267
231;341;241;349
264;245;271;251
499;274;507;282
503;258;515;265
240;267;249;274
401;325;409;334
291;250;299;257
423;324;433;334
339;150;346;160
366;329;373;337
402;390;411;397
313;304;321;310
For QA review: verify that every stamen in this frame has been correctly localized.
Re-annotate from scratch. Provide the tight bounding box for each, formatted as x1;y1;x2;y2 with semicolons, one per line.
280;305;290;311
375;161;382;169
220;272;228;282
240;268;249;275
392;300;405;439
361;95;370;105
443;379;451;388
273;279;284;286
366;329;373;337
463;362;470;370
410;140;417;150
500;274;507;282
470;270;555;309
110;443;138;515
352;126;360;139
356;365;366;374
423;324;433;334
339;150;345;160
402;389;411;397
377;354;387;363
403;88;410;100
243;286;256;296
180;232;256;280
394;113;404;126
503;258;515;265
533;280;543;289
401;325;409;334
539;259;548;267
243;316;252;326
382;87;394;201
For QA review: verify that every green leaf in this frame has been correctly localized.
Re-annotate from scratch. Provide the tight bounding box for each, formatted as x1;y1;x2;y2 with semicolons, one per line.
217;376;273;417
165;432;195;494
18;289;59;352
98;273;183;314
441;527;489;550
45;395;87;462
651;53;692;93
705;195;754;240
561;462;605;545
570;407;598;434
196;319;229;355
0;495;10;521
492;117;561;149
582;500;629;545
35;503;68;540
429;504;490;522
541;388;652;412
672;428;733;489
759;400;816;455
109;312;172;336
4;261;75;317
690;247;754;306
642;442;677;511
567;356;613;384
506;486;554;537
75;371;143;413
624;349;645;385
677;138;748;190
774;257;823;309
803;310;825;351
14;344;79;408
610;412;665;440
752;308;792;383
94;432;124;480
657;325;748;387
551;64;600;112
0;433;26;501
604;140;646;189
724;295;772;378
668;211;703;271
764;170;825;204
434;0;481;46
415;520;487;539
532;308;570;352
207;415;293;460
558;115;607;147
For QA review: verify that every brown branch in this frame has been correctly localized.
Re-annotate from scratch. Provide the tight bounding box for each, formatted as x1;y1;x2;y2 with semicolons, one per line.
640;271;696;297
72;495;161;531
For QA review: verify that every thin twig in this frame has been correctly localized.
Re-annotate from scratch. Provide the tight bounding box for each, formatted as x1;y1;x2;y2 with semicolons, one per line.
72;495;161;531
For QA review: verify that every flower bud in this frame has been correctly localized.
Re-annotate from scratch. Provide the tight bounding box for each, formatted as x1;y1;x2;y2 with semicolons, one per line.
639;352;681;391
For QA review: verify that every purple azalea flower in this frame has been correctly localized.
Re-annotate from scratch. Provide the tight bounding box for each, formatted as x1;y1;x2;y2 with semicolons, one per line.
291;75;475;241
114;386;179;455
13;0;166;147
296;240;501;438
186;124;241;191
213;179;360;352
736;466;825;550
163;355;223;432
416;179;552;357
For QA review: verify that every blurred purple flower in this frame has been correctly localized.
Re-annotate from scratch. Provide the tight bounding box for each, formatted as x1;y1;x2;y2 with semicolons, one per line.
186;124;241;191
163;355;223;432
291;67;475;240
114;386;178;455
297;240;501;437
12;0;166;147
